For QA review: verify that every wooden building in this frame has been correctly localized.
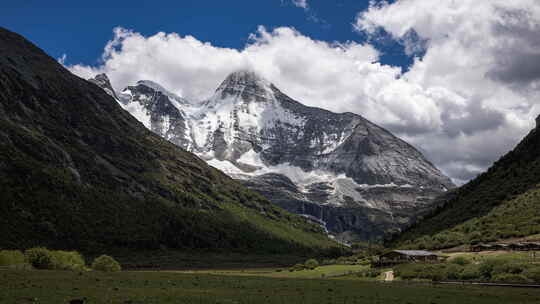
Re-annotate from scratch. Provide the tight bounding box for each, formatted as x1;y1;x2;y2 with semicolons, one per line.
509;243;540;251
470;244;494;252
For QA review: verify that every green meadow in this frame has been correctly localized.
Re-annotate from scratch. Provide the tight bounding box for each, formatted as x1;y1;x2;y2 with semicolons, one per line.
171;264;368;279
2;269;540;304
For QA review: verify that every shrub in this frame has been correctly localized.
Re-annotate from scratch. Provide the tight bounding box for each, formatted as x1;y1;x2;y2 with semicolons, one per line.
491;273;531;283
366;268;382;278
356;268;381;278
459;264;481;280
357;258;371;266
395;264;428;280
430;270;446;282
0;250;25;266
492;262;528;276
52;251;85;271
91;255;121;272
444;264;463;280
395;264;451;281
478;259;500;279
304;259;319;270
25;248;56;269
394;264;419;279
524;267;540;282
450;256;470;266
289;263;306;272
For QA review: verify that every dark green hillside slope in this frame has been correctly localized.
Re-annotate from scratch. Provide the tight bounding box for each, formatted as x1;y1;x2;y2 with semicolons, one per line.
393;120;540;249
408;185;540;249
0;27;340;255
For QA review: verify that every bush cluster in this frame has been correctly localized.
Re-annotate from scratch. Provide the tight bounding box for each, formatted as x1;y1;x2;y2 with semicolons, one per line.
289;263;306;272
288;259;320;272
394;258;540;283
450;256;470;266
0;250;26;266
321;252;376;266
24;248;57;269
91;255;121;272
1;247;121;272
356;268;382;278
304;259;319;270
24;248;87;270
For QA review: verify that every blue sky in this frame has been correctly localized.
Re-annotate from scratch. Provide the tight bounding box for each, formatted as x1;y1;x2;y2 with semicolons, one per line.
1;0;409;69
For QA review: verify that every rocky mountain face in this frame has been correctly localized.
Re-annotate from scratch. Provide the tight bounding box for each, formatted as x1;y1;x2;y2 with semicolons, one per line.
0;27;340;255
90;71;455;242
88;73;118;100
117;80;191;150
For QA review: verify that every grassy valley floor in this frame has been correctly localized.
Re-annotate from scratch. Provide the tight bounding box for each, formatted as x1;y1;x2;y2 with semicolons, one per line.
165;264;368;279
2;269;540;304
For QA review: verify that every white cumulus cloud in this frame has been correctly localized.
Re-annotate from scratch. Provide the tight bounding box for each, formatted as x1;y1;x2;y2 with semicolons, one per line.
291;0;308;9
355;0;540;183
68;0;540;184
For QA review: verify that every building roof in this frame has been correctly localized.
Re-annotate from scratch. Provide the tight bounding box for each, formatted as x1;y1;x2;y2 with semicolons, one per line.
392;250;438;256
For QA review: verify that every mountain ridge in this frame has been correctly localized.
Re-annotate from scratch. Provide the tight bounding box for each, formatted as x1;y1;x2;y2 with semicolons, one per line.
90;70;454;242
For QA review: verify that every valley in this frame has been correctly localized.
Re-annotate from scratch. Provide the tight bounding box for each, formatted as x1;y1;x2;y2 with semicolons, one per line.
2;0;540;302
2;264;540;304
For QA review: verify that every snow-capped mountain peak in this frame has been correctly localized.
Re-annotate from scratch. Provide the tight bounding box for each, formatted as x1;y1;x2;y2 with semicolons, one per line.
89;71;455;242
134;80;190;106
92;74;193;150
210;70;276;106
217;69;272;92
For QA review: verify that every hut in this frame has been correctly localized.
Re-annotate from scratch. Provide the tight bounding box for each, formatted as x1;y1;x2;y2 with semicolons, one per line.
470;244;494;252
492;243;510;251
524;242;540;251
509;243;527;251
378;250;439;266
509;242;540;251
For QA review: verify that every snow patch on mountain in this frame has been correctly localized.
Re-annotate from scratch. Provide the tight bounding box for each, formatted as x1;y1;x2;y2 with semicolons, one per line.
137;80;190;106
207;158;246;176
123;100;151;129
317;132;348;154
237;149;265;168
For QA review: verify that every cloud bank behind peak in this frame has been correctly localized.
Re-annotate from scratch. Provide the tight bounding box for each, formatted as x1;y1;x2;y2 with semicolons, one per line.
68;1;540;184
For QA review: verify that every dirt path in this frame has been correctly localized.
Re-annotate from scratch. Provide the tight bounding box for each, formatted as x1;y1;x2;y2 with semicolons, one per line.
383;270;394;282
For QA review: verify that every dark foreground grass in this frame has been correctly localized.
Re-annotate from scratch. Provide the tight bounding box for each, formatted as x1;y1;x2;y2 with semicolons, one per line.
2;270;540;304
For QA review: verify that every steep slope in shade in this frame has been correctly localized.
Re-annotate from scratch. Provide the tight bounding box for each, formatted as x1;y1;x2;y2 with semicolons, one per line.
393;120;540;249
0;27;340;255
94;70;454;242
